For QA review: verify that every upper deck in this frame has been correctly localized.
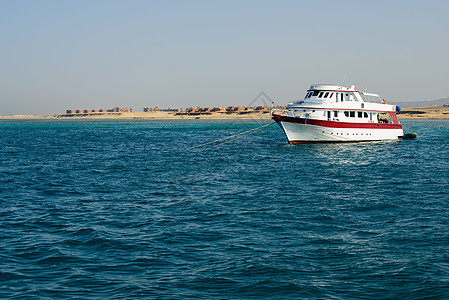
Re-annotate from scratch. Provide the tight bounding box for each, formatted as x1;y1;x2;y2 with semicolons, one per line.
288;84;387;107
285;84;400;117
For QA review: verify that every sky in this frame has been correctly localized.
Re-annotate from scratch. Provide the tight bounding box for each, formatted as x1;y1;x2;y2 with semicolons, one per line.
1;0;449;115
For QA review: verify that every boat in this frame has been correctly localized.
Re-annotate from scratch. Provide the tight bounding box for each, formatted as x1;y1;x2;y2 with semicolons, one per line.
272;84;404;144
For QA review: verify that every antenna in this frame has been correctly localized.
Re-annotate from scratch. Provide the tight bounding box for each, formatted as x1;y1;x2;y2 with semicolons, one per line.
343;73;347;83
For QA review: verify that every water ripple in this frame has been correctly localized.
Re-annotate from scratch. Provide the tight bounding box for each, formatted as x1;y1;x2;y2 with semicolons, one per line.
0;119;448;298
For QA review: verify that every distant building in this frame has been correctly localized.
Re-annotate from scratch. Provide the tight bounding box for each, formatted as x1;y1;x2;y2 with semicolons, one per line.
107;107;132;112
160;108;181;112
145;107;179;112
64;107;132;115
198;107;212;113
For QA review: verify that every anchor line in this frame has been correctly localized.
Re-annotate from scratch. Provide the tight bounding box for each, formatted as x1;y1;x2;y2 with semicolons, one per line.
187;122;276;150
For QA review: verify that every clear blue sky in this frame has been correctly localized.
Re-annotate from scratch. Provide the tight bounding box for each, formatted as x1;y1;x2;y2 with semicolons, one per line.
1;0;448;115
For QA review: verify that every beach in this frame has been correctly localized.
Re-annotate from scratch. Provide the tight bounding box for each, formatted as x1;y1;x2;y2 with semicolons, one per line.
1;105;448;120
397;105;449;119
0;111;273;120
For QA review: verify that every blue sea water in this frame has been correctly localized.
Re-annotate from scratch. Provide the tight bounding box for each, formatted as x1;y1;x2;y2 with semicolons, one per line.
0;118;448;299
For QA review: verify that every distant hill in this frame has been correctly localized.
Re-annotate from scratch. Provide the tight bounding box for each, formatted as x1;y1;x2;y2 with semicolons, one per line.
394;97;449;108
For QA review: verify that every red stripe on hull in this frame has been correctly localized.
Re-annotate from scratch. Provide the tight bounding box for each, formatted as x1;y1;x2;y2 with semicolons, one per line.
272;114;402;130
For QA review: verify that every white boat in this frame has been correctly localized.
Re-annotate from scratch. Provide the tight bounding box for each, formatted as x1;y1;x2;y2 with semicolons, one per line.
272;84;404;144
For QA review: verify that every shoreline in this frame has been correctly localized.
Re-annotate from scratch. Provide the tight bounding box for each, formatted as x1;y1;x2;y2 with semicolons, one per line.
0;111;274;120
1;105;448;120
396;105;449;119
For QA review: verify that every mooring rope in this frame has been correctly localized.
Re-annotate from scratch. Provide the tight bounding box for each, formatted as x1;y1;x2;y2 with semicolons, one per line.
187;122;276;150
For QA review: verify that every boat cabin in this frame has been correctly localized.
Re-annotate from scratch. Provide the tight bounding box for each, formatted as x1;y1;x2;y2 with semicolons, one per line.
285;84;400;125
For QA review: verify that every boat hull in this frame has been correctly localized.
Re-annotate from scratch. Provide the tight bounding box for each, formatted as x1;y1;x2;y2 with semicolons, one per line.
273;114;404;144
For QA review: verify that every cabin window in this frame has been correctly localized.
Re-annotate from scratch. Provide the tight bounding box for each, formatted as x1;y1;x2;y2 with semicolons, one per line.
313;91;319;96
378;113;392;124
344;111;349;117
350;111;355;118
334;111;338;117
358;112;363;118
318;92;324;98
341;94;344;102
324;92;329;98
364;112;368;118
308;92;312;98
329;93;333;98
327;111;331;119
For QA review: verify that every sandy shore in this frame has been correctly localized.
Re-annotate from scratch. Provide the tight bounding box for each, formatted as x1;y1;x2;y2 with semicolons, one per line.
396;105;449;119
0;111;273;120
1;105;448;120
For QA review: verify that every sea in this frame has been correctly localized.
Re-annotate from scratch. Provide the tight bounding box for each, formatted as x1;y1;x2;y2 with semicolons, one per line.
0;118;448;299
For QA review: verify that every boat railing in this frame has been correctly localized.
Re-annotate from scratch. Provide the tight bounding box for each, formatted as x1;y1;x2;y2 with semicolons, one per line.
271;108;309;119
271;108;287;116
289;111;309;118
